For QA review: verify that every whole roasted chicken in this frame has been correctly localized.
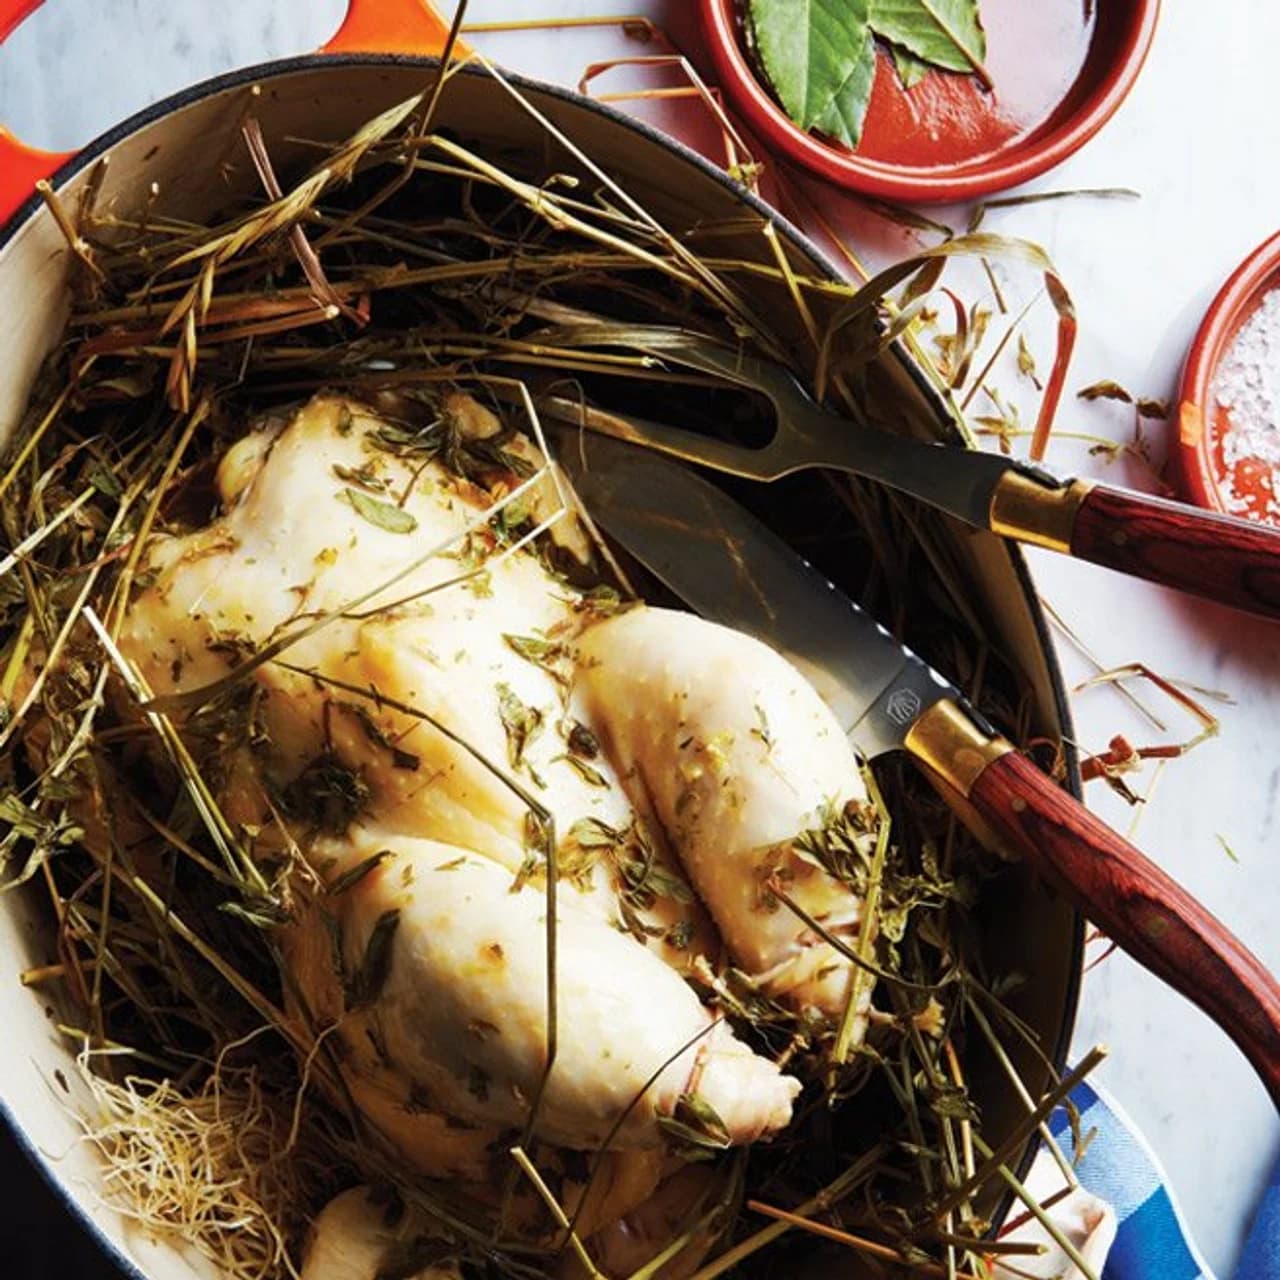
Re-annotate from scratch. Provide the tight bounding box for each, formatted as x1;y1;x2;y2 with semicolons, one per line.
113;391;876;1278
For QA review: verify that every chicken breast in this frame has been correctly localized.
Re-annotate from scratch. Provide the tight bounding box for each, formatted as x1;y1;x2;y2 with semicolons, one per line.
575;607;871;1019
119;394;711;966
333;835;799;1151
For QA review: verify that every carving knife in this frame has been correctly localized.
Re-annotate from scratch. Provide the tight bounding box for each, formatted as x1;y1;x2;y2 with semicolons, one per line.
553;429;1280;1104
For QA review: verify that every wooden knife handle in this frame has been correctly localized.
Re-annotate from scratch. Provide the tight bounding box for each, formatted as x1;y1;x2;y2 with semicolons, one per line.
1069;483;1280;620
969;748;1280;1105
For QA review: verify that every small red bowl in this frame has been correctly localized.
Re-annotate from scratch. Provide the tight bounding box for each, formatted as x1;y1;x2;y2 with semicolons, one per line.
1177;230;1280;524
699;0;1161;203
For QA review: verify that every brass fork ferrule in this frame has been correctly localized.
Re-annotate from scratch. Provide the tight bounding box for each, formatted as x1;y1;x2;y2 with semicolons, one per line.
903;699;1011;798
988;472;1094;555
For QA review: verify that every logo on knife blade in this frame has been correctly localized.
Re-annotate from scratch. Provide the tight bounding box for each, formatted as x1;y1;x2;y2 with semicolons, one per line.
885;688;923;726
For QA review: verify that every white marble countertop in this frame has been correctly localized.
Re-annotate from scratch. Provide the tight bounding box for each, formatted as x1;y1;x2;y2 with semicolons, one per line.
2;2;1278;1276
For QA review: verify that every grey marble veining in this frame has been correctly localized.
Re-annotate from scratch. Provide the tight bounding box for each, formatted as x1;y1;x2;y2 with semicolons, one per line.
0;0;345;150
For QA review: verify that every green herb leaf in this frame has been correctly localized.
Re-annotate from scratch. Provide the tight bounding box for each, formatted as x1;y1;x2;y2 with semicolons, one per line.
575;584;626;616
338;486;418;534
514;808;553;890
0;794;56;842
86;462;124;499
750;704;774;751
503;633;569;687
282;752;369;835
346;908;401;1008
678;1092;732;1144
557;754;609;788
747;0;878;148
333;462;387;492
566;817;623;849
658;1093;732;1152
868;0;987;80
218;896;293;929
0;794;83;893
667;919;695;951
890;42;932;89
504;633;562;666
643;863;696;905
328;849;393;896
344;702;421;772
792;797;881;886
496;683;544;770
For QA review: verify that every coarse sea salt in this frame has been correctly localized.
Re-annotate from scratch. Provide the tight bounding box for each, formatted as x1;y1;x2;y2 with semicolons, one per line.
1213;286;1280;520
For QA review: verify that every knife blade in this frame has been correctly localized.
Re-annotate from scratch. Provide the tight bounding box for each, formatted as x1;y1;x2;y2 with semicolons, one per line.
551;426;966;763
552;427;1280;1104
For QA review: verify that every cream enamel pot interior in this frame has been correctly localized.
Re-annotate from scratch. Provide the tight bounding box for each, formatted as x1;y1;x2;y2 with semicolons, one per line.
0;39;1084;1280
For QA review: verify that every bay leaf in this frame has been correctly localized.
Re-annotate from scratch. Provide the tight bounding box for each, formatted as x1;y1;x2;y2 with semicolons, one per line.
747;0;878;148
869;0;987;78
890;42;932;89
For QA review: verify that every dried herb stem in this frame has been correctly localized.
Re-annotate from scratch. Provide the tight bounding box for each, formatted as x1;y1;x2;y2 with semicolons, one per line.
831;765;892;1069
685;1143;889;1280
84;609;268;898
962;989;1078;1191
510;1145;604;1280
745;1201;982;1279
930;1046;1106;1221
972;1133;1100;1280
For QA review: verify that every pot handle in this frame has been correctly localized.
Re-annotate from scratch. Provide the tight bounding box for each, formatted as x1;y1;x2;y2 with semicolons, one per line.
0;0;466;227
322;0;466;58
0;1;74;226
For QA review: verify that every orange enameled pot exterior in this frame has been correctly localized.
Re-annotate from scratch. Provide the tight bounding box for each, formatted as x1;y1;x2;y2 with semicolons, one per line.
0;35;1083;1280
698;0;1161;203
0;0;463;224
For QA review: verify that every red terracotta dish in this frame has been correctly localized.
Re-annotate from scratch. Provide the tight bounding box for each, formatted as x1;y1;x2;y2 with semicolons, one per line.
699;0;1161;203
1177;231;1280;526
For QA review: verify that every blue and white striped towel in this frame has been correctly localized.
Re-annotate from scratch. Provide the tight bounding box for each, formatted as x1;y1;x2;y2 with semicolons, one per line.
1038;1079;1278;1280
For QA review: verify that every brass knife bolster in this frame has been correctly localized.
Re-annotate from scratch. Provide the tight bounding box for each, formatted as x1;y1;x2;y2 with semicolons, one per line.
988;471;1095;555
903;699;1011;798
904;701;1029;862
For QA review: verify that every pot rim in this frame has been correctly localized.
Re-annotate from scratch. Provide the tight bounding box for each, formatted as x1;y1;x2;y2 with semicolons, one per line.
0;51;1083;1277
1176;227;1280;518
697;0;1162;204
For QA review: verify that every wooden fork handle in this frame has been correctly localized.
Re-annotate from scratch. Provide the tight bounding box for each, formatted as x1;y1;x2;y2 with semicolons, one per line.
990;473;1280;620
1070;483;1280;620
971;750;1280;1105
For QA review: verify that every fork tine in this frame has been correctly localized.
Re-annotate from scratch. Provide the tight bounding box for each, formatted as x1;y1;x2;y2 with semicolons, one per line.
537;394;781;481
